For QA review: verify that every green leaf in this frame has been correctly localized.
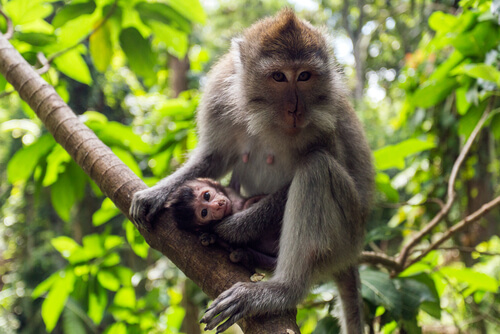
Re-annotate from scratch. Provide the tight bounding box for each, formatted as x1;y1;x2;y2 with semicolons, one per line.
452;21;500;58
43;144;72;187
165;305;186;331
41;270;75;332
393;276;437;320
112;266;134;287
490;113;500;140
88;278;108;324
168;0;206;25
104;235;123;251
90;121;151;153
458;100;487;139
361;269;402;318
439;267;498;296
374;139;435;170
149;21;188;58
16;32;56;46
136;2;191;34
97;270;121;291
125;220;149;259
411;77;458;108
7;134;56;183
62;307;86;334
365;225;403;244
375;172;399;202
51;236;82;259
461;64;500;85
93;198;120;226
455;85;471;115
50;167;77;222
90;20;114;72
428;11;458;32
53;48;93;85
4;0;53;25
52;1;97;28
32;271;60;299
119;27;155;81
312;315;341;334
82;234;105;258
114;287;136;309
104;322;127;334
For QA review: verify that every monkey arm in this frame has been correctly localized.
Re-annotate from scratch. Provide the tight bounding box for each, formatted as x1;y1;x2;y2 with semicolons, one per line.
130;147;234;229
213;185;289;245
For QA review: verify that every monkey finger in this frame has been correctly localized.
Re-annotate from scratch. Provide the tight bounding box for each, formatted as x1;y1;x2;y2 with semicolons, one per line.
216;313;244;334
204;303;240;331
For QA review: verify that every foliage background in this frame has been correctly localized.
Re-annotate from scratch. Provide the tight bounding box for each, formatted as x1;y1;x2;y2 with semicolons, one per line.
0;0;499;333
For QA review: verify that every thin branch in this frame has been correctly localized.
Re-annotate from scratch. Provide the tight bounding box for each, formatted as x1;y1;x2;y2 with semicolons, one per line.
47;0;118;64
396;106;491;267
0;89;14;98
411;245;500;257
359;251;403;272
35;52;50;75
0;9;13;40
406;195;500;267
378;197;444;209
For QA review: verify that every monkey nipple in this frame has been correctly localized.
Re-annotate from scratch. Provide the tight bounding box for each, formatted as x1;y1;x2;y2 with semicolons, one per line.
266;154;274;165
242;153;249;163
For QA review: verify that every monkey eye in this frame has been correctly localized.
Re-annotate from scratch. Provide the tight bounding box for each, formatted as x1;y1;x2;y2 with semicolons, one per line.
203;191;210;201
298;71;311;81
272;72;286;82
201;208;208;218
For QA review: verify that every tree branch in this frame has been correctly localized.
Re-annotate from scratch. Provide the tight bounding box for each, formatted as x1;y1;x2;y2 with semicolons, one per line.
0;33;299;334
406;195;500;267
396;106;491;267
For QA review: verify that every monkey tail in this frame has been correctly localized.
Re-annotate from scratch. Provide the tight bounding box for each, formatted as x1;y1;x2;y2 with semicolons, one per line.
333;265;364;334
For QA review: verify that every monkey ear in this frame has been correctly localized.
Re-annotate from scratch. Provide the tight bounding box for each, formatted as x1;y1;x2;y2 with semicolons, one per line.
230;37;244;69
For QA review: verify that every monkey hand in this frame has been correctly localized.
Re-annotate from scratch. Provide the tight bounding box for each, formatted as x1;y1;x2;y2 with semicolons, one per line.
200;282;263;333
129;186;169;230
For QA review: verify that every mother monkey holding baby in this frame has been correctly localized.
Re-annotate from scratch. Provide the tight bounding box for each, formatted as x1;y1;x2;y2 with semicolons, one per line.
130;9;374;334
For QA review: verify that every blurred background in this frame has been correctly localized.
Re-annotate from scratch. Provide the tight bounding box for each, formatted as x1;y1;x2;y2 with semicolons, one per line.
0;0;499;333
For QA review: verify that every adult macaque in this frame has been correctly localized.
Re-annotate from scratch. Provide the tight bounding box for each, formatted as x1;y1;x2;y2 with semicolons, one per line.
166;178;278;270
130;9;374;334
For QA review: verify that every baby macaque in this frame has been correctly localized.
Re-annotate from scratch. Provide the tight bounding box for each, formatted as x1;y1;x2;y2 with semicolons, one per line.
166;178;278;271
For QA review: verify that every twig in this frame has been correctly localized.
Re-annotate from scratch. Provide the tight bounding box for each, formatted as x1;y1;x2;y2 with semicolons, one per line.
406;195;500;267
396;105;491;267
47;0;118;64
0;89;14;98
359;251;403;272
378;197;444;209
411;245;500;257
35;52;50;75
0;9;13;40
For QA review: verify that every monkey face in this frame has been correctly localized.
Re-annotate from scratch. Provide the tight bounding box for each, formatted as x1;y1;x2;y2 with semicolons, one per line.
189;181;233;224
235;12;336;141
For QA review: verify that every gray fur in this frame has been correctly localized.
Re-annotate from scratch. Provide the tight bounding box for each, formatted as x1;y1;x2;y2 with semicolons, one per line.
130;10;374;334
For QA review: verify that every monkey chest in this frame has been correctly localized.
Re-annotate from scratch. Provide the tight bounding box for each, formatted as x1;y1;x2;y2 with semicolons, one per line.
232;147;295;196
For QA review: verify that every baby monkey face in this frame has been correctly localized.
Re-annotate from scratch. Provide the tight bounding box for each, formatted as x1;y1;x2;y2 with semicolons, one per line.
190;181;233;223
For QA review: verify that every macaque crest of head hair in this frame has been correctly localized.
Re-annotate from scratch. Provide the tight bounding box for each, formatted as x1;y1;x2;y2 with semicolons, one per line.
239;8;330;67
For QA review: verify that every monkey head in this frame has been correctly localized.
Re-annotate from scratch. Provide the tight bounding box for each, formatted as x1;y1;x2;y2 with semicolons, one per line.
230;8;339;144
167;179;232;231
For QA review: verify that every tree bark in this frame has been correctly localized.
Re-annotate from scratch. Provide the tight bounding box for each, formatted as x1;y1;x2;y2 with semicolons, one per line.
0;34;299;334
